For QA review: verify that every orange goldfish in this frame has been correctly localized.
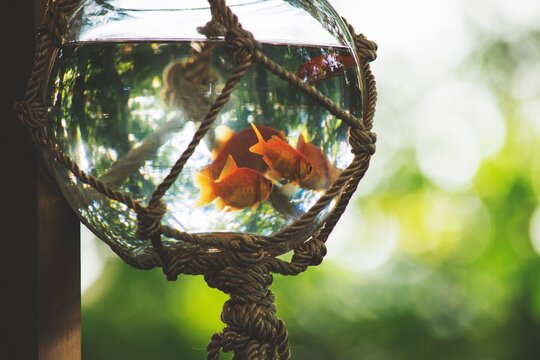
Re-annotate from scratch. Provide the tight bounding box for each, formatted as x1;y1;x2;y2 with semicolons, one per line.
249;123;313;182
196;155;274;211
296;134;342;190
200;125;286;180
296;53;356;83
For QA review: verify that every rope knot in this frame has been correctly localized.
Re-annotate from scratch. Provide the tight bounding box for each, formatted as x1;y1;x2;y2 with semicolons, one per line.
355;33;378;62
205;261;290;359
304;239;327;266
205;264;273;304
342;16;378;63
225;27;260;64
197;19;227;38
136;200;166;240
229;234;259;251
221;298;278;340
290;238;328;269
13;101;47;130
349;127;377;156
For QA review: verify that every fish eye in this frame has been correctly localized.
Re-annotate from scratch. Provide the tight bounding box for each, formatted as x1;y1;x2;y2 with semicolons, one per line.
307;164;313;174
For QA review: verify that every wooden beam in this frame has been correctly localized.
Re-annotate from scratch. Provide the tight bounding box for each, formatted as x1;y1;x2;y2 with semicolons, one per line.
37;173;81;360
2;1;39;358
2;0;81;359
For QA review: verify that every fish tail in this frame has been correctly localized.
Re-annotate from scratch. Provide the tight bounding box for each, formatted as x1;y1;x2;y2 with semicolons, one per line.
249;123;266;156
195;172;217;206
198;164;215;179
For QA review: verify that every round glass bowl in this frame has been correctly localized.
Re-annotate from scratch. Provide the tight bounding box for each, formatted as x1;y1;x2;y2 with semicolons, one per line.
45;0;364;256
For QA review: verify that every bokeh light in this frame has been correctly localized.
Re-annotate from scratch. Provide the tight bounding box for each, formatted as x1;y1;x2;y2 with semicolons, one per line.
530;206;540;256
80;1;540;358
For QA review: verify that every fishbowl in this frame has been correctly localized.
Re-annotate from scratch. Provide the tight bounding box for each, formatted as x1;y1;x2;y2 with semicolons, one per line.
45;0;364;256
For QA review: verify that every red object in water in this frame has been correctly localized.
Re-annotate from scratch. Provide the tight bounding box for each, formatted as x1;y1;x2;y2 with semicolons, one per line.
296;53;355;83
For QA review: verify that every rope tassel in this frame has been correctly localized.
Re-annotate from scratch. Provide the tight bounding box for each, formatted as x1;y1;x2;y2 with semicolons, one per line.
205;264;291;360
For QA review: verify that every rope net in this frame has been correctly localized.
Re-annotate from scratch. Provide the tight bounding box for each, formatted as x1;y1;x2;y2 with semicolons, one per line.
15;0;378;358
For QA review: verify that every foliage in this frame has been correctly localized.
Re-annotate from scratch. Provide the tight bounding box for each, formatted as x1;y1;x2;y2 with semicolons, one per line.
79;3;540;360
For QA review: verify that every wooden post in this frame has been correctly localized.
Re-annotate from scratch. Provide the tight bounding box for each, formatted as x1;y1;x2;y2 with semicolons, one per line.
2;0;81;359
36;173;81;360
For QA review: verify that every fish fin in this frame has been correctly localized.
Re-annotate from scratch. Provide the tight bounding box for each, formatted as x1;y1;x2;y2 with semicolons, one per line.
267;168;283;182
213;125;235;157
260;156;273;169
251;202;260;211
268;135;297;154
268;135;290;146
249;123;266;155
218;155;238;181
215;198;228;211
216;199;240;212
195;172;216;206
297;133;307;149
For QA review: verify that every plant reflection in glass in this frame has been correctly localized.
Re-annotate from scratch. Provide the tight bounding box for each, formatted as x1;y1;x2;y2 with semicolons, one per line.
48;41;360;252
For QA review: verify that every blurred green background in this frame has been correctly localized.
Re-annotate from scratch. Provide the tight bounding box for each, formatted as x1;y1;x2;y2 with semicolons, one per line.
81;0;540;359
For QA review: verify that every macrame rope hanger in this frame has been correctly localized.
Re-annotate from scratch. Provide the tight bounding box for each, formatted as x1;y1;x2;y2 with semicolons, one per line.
14;0;378;358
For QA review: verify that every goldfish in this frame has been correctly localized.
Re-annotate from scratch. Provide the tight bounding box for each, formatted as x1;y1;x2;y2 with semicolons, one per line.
296;134;342;190
296;53;356;83
249;123;313;182
195;155;274;211
200;124;287;180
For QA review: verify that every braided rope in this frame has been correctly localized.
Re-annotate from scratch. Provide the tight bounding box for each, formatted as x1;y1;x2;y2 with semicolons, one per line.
15;0;378;358
253;50;362;128
310;63;378;245
148;57;253;207
342;17;378;63
205;263;291;360
33;131;144;212
17;0;377;261
24;31;55;105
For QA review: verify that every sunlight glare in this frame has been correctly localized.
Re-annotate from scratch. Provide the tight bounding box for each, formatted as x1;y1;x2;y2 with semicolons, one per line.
414;81;506;190
327;201;399;273
81;224;108;294
396;191;491;262
530;206;540;256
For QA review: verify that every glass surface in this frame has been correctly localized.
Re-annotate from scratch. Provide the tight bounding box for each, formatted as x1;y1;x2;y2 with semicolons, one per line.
66;0;356;47
46;0;363;255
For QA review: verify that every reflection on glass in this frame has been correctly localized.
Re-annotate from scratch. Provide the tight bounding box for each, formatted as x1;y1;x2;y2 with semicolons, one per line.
46;39;360;252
